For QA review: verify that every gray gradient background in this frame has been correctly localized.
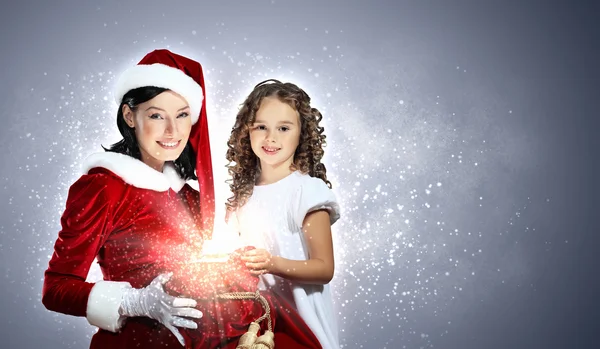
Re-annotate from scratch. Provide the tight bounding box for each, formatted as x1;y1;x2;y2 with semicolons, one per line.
0;0;598;348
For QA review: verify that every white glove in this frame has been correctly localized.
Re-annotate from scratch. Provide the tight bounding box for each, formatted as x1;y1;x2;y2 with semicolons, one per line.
118;272;203;346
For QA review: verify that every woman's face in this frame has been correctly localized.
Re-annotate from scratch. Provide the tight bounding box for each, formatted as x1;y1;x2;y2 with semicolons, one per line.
123;90;192;171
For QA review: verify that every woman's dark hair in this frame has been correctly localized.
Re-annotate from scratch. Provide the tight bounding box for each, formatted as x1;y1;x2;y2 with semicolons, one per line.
103;86;197;180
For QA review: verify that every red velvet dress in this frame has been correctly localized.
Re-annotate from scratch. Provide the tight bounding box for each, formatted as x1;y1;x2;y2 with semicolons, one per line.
42;153;321;348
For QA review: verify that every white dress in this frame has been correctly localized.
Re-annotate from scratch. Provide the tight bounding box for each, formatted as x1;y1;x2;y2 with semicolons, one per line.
228;171;341;349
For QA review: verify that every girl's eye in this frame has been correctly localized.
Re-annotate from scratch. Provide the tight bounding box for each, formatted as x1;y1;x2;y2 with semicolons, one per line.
279;126;289;132
177;112;189;118
149;113;163;119
255;125;267;130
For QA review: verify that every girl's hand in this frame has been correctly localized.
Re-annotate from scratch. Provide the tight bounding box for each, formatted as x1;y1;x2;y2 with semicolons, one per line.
241;248;276;276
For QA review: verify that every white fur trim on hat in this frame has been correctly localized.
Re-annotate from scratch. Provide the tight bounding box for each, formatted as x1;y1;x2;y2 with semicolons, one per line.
82;152;198;192
114;63;203;125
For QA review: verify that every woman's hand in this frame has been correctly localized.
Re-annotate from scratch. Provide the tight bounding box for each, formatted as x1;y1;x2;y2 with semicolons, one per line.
241;248;278;276
118;272;203;346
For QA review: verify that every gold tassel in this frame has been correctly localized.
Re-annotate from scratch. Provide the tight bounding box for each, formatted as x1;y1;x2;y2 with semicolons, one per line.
251;330;274;349
236;322;261;349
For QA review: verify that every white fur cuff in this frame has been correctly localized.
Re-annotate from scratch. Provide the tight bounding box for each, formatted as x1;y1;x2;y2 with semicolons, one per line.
86;280;132;332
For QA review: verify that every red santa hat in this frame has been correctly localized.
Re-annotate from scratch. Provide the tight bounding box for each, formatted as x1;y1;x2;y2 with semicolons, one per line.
114;49;215;233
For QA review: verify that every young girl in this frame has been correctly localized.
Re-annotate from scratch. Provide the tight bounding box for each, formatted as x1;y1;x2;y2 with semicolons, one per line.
226;79;341;349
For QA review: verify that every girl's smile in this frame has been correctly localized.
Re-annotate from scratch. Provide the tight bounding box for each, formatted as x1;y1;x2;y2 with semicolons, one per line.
262;145;281;155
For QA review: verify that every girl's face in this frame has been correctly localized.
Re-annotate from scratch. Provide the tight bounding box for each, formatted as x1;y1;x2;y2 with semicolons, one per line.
249;96;301;170
123;90;192;171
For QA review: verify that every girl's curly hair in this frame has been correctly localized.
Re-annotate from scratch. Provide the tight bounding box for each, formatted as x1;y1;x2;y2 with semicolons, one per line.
225;79;330;212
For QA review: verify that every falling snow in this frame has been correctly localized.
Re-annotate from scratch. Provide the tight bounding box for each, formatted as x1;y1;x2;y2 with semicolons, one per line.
2;18;541;349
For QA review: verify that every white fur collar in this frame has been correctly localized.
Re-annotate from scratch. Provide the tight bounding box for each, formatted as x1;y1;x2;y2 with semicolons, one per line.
82;152;199;192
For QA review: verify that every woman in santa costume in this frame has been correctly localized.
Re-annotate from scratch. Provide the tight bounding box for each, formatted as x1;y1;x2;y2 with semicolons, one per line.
42;49;322;348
